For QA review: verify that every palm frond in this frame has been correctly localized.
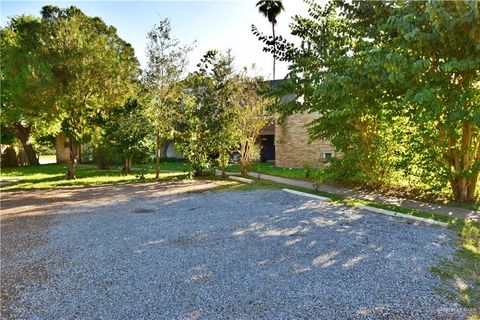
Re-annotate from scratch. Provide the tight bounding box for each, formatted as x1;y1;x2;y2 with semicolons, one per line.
256;0;285;23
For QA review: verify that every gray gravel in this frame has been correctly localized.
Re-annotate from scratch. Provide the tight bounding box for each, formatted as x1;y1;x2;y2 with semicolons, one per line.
2;189;465;319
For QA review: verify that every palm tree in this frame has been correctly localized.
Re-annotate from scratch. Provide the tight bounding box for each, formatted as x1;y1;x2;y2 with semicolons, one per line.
256;0;284;80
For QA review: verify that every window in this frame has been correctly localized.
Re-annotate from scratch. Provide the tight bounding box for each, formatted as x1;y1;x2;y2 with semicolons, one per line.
323;151;334;159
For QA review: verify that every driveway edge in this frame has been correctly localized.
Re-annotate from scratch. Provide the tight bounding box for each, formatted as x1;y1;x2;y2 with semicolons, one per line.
358;205;448;227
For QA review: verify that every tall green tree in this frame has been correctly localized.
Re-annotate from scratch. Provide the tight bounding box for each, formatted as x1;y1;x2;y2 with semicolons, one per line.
383;1;480;202
1;15;58;165
256;0;480;203
256;1;401;184
41;6;140;179
144;19;193;179
234;73;271;176
177;50;238;176
255;0;284;80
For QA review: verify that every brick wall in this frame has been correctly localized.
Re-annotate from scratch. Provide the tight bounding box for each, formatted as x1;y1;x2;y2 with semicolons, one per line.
275;112;335;168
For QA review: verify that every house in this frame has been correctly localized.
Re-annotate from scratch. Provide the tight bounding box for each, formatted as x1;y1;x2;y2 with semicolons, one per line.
55;133;70;164
55;133;82;164
274;111;335;168
150;79;337;168
263;80;336;168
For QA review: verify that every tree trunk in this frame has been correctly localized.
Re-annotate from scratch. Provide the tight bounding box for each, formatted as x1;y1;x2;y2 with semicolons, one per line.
14;123;39;165
467;176;478;201
450;174;478;203
240;141;250;177
122;156;132;173
272;22;276;80
66;139;77;180
55;133;70;164
446;121;479;203
1;146;20;167
156;131;161;180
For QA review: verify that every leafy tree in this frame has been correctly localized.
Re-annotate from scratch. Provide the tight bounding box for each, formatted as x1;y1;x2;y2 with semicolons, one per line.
1;15;58;165
338;1;480;202
206;52;239;177
255;0;285;80
91;132;118;170
256;1;400;184
382;1;480;202
103;99;153;173
177;50;238;176
41;6;140;179
256;0;480;203
234;74;271;176
144;18;193;179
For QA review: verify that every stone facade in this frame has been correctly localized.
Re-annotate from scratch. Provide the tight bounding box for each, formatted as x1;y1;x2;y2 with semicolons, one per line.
55;133;70;164
275;112;335;168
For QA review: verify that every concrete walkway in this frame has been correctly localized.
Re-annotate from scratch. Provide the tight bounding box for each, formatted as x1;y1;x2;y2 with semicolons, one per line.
247;172;479;221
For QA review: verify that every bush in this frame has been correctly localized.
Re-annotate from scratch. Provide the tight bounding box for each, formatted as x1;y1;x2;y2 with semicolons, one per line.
187;157;215;178
302;161;314;179
93;143;117;170
320;157;366;183
135;165;151;181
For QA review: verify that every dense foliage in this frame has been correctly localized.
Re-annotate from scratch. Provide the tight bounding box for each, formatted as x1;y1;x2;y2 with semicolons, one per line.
102;99;153;172
1;5;269;182
43;6;140;179
176;50;239;176
1;15;59;165
175;51;271;177
255;0;480;203
1;6;140;178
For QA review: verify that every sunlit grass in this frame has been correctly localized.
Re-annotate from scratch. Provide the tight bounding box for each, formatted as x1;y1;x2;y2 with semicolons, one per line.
431;220;480;319
226;163;311;181
0;163;188;190
226;163;480;211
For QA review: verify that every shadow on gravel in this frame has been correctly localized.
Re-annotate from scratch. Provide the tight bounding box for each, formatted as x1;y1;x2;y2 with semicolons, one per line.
1;188;465;319
0;181;216;217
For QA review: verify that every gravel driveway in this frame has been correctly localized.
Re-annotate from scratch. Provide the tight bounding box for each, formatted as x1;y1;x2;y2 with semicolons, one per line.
1;183;464;319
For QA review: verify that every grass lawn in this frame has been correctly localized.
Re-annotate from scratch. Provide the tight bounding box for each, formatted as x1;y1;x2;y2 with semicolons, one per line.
226;163;311;180
225;163;480;212
431;220;480;319
0;162;189;190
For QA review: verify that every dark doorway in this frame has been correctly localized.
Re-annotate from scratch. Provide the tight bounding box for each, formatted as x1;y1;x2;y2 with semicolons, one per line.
260;135;275;162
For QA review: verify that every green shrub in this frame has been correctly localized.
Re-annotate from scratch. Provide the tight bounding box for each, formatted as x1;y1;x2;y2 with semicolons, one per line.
187;157;215;177
93;143;118;170
302;161;314;179
135;165;151;182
